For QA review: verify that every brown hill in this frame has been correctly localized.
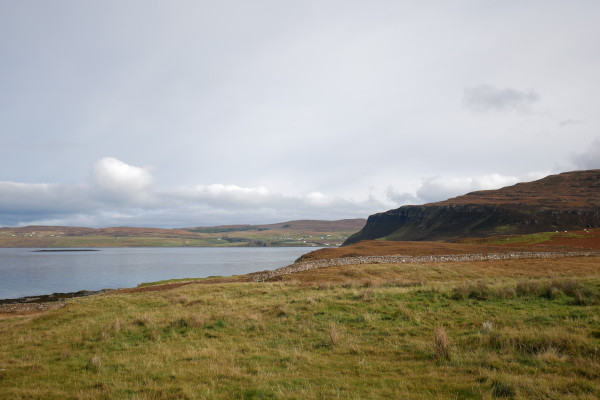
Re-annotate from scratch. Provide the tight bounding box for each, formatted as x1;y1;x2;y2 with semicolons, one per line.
344;170;600;245
256;219;366;232
435;169;600;210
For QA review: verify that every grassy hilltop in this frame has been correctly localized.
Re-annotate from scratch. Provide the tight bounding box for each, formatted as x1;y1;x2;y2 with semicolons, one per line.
1;230;599;399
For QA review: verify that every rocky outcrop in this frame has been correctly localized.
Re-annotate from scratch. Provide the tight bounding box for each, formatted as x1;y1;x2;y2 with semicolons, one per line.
344;206;600;244
344;170;600;245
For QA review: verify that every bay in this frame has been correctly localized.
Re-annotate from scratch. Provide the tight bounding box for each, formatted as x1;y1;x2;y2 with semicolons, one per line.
0;247;318;300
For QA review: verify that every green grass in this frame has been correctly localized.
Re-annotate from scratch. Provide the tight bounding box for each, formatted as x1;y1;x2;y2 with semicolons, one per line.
1;258;599;399
137;276;227;287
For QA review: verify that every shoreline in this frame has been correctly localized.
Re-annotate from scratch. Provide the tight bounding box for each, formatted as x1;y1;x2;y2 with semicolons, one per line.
0;288;114;306
32;249;100;252
3;249;598;306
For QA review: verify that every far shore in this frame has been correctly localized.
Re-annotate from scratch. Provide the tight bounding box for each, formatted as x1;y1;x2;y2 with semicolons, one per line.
32;249;100;252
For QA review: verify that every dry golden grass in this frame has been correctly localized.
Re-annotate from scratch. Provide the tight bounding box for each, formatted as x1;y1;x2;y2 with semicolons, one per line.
433;326;451;361
274;256;600;287
0;250;598;399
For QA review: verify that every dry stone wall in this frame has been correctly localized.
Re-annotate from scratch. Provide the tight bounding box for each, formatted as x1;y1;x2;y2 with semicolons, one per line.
250;251;599;282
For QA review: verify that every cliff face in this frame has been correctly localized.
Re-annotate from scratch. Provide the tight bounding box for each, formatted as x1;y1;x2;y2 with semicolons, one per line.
344;170;600;245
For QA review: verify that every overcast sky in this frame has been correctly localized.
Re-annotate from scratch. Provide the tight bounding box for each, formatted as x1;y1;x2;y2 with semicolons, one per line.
1;1;599;228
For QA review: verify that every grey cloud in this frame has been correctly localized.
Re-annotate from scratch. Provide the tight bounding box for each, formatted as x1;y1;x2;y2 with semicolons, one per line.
416;174;520;203
383;174;524;208
571;138;600;170
0;158;388;228
0;182;91;213
558;119;583;128
0;181;95;226
385;187;419;206
463;85;539;113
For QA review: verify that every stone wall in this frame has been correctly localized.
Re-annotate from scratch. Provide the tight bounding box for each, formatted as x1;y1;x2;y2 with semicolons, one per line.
250;251;599;282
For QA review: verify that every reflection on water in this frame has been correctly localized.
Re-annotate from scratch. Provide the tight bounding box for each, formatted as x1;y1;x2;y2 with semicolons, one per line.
0;247;317;299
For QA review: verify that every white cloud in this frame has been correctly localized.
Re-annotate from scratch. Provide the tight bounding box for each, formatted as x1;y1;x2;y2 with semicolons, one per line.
305;192;334;207
0;150;592;228
3;148;590;229
167;184;278;208
463;85;539;113
92;157;154;203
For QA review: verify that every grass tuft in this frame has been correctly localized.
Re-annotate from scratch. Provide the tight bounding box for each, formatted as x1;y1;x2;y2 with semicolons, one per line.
111;317;122;333
85;355;101;373
433;326;451;361
482;321;493;333
490;376;517;398
328;322;342;347
451;280;490;300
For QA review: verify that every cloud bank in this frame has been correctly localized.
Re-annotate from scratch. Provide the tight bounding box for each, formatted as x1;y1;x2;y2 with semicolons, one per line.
0;158;552;228
0;158;389;227
386;172;537;206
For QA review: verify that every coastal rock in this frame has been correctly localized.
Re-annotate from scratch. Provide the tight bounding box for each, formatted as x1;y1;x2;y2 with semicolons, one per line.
344;170;600;245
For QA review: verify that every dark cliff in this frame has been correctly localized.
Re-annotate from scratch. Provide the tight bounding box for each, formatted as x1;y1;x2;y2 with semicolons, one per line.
344;170;600;245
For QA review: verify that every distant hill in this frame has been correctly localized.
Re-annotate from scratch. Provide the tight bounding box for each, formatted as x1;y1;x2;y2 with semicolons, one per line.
191;219;367;233
343;170;600;245
0;219;366;248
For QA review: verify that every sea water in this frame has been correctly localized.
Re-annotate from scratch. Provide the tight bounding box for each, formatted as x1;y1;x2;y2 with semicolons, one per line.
0;247;318;299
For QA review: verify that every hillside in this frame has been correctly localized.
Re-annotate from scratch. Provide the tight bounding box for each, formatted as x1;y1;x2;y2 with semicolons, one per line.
0;219;365;248
344;170;600;245
1;237;599;399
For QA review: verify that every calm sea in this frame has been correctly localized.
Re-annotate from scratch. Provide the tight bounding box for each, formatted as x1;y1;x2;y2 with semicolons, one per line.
0;247;318;300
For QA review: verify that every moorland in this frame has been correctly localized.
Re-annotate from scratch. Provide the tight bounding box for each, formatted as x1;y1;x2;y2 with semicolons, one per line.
1;229;599;399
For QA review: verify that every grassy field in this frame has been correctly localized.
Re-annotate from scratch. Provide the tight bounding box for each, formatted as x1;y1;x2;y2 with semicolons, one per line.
1;254;599;399
0;226;360;248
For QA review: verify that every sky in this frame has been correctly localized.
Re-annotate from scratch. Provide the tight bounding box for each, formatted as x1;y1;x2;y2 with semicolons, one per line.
1;0;599;228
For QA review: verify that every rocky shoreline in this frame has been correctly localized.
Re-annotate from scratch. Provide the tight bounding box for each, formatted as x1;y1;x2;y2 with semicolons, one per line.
250;251;599;282
3;250;597;312
0;289;113;306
